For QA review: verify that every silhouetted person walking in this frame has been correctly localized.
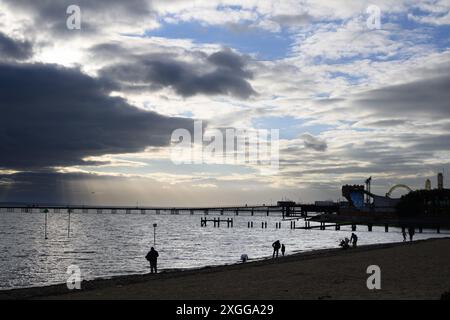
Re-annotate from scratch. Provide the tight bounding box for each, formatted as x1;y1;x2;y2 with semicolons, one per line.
350;233;358;248
145;247;159;274
272;240;281;258
408;227;415;242
402;229;407;242
281;244;286;256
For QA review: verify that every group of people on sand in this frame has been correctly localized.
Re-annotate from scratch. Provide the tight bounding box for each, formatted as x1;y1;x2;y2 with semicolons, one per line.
145;225;419;273
403;227;416;242
272;240;286;258
339;233;358;249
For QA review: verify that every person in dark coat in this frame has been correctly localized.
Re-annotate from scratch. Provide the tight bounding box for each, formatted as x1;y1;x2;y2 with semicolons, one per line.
350;233;358;248
281;244;286;256
272;240;281;258
408;227;415;242
145;247;159;274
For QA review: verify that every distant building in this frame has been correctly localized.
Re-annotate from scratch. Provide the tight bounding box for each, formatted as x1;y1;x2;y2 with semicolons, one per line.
438;173;444;190
397;189;450;216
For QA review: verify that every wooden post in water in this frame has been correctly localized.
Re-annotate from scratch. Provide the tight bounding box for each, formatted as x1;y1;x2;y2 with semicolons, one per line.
67;209;72;238
44;209;49;240
384;224;389;232
368;224;373;232
153;223;157;247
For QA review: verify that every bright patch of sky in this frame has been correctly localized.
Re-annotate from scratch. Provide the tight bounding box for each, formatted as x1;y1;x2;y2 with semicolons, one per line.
145;21;294;60
252;116;334;139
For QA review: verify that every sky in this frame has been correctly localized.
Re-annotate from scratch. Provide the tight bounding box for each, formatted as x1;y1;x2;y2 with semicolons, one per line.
0;0;450;206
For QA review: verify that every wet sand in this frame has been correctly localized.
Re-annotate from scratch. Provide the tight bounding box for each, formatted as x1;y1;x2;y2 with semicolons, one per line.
1;237;449;300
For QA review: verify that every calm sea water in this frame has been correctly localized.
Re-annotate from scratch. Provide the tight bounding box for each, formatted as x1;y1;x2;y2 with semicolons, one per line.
0;210;448;290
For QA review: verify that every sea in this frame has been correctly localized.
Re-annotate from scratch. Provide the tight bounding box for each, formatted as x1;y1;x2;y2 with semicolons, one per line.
0;209;448;290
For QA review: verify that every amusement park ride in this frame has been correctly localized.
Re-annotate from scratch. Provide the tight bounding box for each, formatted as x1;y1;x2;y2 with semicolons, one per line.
342;172;447;215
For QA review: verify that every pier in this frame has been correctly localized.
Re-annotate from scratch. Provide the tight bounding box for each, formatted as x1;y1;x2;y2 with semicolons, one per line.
287;213;449;234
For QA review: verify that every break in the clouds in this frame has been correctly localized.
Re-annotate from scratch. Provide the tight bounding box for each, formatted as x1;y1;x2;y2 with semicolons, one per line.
0;62;194;170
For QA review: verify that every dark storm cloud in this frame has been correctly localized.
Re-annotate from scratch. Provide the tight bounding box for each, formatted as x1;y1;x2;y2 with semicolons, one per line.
0;171;115;204
97;48;257;99
0;62;195;170
0;32;33;61
300;134;327;151
2;0;153;35
359;119;408;127
354;74;450;119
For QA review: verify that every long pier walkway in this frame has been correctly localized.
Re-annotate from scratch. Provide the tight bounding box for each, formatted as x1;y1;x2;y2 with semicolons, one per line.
0;203;337;217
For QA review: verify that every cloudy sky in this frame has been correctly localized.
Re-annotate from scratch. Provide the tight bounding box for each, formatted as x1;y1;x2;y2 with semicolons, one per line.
1;0;449;205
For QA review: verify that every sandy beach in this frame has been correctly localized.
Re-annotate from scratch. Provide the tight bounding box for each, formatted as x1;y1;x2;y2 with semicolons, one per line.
1;237;449;300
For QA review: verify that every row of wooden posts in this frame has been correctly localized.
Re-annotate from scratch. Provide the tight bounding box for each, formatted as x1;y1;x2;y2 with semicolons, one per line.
200;218;284;229
290;220;441;234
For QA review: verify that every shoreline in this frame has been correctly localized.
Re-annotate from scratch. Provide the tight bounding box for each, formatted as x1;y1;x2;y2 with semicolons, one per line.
2;237;450;300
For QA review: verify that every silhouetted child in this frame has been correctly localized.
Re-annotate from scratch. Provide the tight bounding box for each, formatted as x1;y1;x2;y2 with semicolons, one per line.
145;247;159;274
281;244;286;256
350;233;358;248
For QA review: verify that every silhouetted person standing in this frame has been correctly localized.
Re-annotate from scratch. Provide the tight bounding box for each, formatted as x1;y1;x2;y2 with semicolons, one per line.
272;240;281;258
146;247;159;274
402;229;407;242
350;233;358;248
408;227;415;242
281;244;286;256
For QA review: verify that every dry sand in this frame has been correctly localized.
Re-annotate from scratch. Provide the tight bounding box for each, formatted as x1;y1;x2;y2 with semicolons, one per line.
1;237;450;300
